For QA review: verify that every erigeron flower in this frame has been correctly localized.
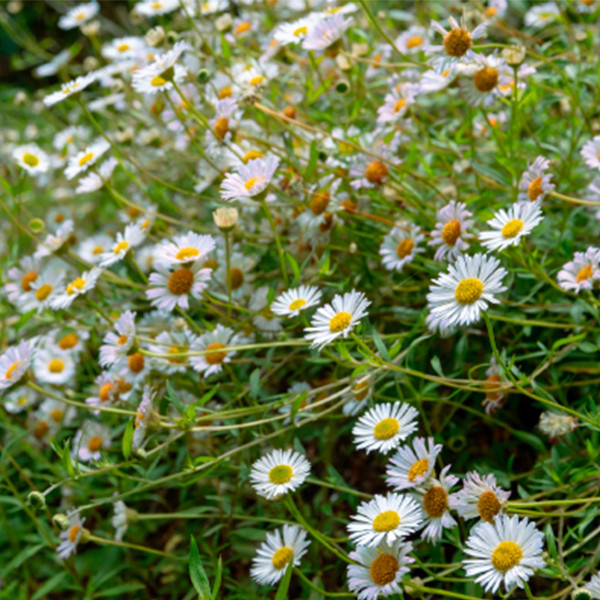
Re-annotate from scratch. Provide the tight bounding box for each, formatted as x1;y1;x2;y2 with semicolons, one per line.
27;408;59;447
426;253;508;331
0;340;35;392
131;41;190;94
348;492;423;548
557;247;600;293
33;347;76;385
43;73;96;107
115;350;152;390
76;157;118;194
479;202;543;252
99;223;145;268
77;233;113;264
135;0;179;17
99;311;136;367
343;374;373;416
419;67;456;93
250;525;310;585
386;437;442;491
481;357;505;414
233;61;279;97
190;324;241;377
352;402;419;455
220;156;280;203
57;512;86;559
21;264;65;313
208;98;239;146
133;385;156;450
455;472;510;523
428;201;473;262
396;26;429;54
463;514;545;593
524;2;560;28
64;138;110;180
58;2;99;29
5;255;42;304
271;285;322;317
154;232;216;268
250;448;311;500
411;465;459;542
39;398;76;428
539;411;578;439
296;179;346;232
427;17;487;73
50;267;103;310
147;329;193;374
72;419;112;462
146;262;212;312
101;36;148;62
377;84;419;123
273;17;313;45
53;329;89;356
581;136;600;172
347;539;415;600
302;13;352;51
379;224;425;272
86;371;131;411
34;219;74;259
304;290;370;350
585;573;600;599
5;386;38;414
461;54;506;108
517;156;555;203
12;144;50;175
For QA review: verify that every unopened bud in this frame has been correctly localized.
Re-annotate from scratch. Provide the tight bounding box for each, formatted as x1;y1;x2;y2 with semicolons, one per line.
336;54;351;70
213;207;238;231
27;491;46;510
83;56;100;73
335;79;350;95
571;589;592;600
81;20;100;37
282;105;296;119
348;241;357;254
351;42;369;57
197;68;210;83
215;13;232;32
166;31;180;44
13;90;27;106
52;513;70;531
502;45;526;66
145;26;165;47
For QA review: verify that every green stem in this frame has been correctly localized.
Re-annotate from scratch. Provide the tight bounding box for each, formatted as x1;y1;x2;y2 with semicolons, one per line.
260;197;288;286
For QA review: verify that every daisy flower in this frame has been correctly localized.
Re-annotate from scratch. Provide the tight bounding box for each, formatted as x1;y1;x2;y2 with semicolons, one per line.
396;26;429;54
343;374;373;416
50;267;103;310
479;202;543;252
0;340;35;392
386;437;443;491
517;156;555;203
58;2;98;29
146;329;193;374
581;136;600;172
72;420;112;462
35;220;74;259
146;263;212;312
77;233;113;264
154;232;216;267
352;402;419;455
379;224;425;272
411;465;459;542
132;41;190;95
426;253;508;331
250;525;310;585
539;411;578;439
43;73;96;107
21;264;65;313
34;49;71;78
271;285;322;318
483;0;508;20
86;372;133;411
463;514;545;593
557;246;600;293
5;386;38;414
586;574;600;599
33;348;76;386
273;17;313;46
40;398;76;428
428;201;473;262
347;539;415;600
57;512;86;559
135;0;179;17
190;324;240;377
462;54;506;108
347;492;423;548
455;472;510;523
208;97;239;145
101;36;148;62
427;17;487;73
524;2;560;28
482;358;505;414
249;448;311;500
115;351;152;390
419;67;456;93
220;156;280;203
64;138;110;180
99;311;136;367
133;385;156;451
99;223;146;267
12;144;50;175
377;84;419;123
5;255;42;304
250;287;284;339
76;157;118;194
304;290;370;350
302;13;352;51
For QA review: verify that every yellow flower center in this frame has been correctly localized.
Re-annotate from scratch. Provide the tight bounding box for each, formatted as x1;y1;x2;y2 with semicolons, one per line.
88;436;103;452
168;346;187;364
443;28;472;57
294;26;307;36
175;247;200;261
491;541;522;573
473;67;499;92
118;43;130;52
501;219;523;238
35;284;53;301
242;150;263;162
310;190;331;216
485;6;499;17
396;238;414;259
66;277;86;295
114;240;130;254
244;176;265;191
93;245;104;254
393;98;406;113
528;177;543;201
50;409;64;423
68;524;80;543
423;486;448;518
117;334;128;346
288;298;306;311
353;379;370;401
151;2;163;9
268;464;293;484
23;153;40;167
577;264;594;282
59;333;78;349
406;35;424;49
271;547;294;570
167;268;194;295
214;117;229;140
48;359;65;373
75;11;86;20
369;553;400;586
78;152;95;166
229;267;244;290
235;21;251;35
455;278;484;305
151;76;167;87
372;510;400;532
408;457;429;482
34;421;49;439
329;311;352;333
99;383;114;403
21;271;38;291
441;219;461;246
128;352;145;373
205;342;227;365
17;396;28;405
249;75;264;86
373;417;400;440
218;86;232;99
477;490;502;523
6;361;21;380
364;161;388;184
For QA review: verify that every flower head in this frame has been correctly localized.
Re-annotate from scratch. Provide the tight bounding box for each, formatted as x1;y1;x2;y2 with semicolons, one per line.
250;448;311;500
479;202;543;252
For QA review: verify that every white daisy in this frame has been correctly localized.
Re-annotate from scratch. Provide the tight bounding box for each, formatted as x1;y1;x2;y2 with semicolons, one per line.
347;539;415;600
0;340;35;392
101;36;148;62
379;225;425;272
524;2;560;28
455;472;510;523
57;512;86;559
250;525;310;585
115;351;152;390
133;385;156;450
343;374;373;416
539;411;578;439
271;285;322;318
12;144;50;175
5;255;42;304
146;263;212;312
76;157;118;194
50;267;103;310
352;402;419;455
461;54;506;108
428;201;474;262
386;437;443;491
581;136;600;172
463;514;546;593
77;233;113;264
249;448;311;500
4;387;38;414
54;330;89;355
302;13;352;51
220;156;279;203
517;156;555;203
154;232;216;267
146;329;193;374
135;0;179;16
347;492;423;548
396;26;429;54
557;246;600;293
586;574;600;599
99;310;136;367
131;41;189;95
481;358;505;415
21;264;65;313
64;138;110;180
33;348;76;385
479;202;543;252
377;83;419;124
58;2;99;29
273;17;313;46
39;398;76;428
99;223;146;267
43;73;96;107
189;324;240;377
72;419;112;462
304;289;370;350
419;67;456;93
425;253;508;331
86;372;132;411
35;220;74;259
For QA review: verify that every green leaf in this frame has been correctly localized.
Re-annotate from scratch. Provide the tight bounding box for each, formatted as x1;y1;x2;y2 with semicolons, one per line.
189;536;211;600
31;572;69;600
304;141;318;179
249;368;261;399
211;556;222;600
430;356;444;377
62;439;74;477
122;418;134;460
274;561;294;600
289;390;307;424
220;34;230;59
165;379;185;414
285;252;300;283
371;329;390;361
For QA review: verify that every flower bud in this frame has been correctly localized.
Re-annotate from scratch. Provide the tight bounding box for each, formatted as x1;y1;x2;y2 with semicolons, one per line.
571;589;592;600
27;491;46;510
52;513;70;531
215;13;232;32
502;45;526;66
335;79;350;95
145;26;166;47
13;90;27;105
197;68;210;83
213;207;238;231
81;20;100;37
83;56;100;73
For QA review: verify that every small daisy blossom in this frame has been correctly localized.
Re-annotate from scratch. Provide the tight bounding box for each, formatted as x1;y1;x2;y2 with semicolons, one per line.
347;492;423;548
12;144;50;174
304;290;370;350
65;138;110;180
33;348;76;385
43;73;96;107
581;136;600;172
411;465;459;542
271;285;322;317
0;340;35;391
379;224;425;272
135;0;179;16
249;448;311;500
377;84;419;123
220;156;279;203
189;324;241;377
396;26;429;54
557;246;600;293
131;41;190;94
99;224;146;267
427;17;487;73
585;573;600;599
154;232;216;267
347;539;415;600
524;2;560;28
50;267;103;310
352;402;419;455
426;253;508;331
463;514;545;593
455;472;510;523
250;525;310;585
101;36;148;62
273;17;313;46
386;437;442;491
72;419;112;462
302;13;352;51
146;263;212;312
419;67;456;93
428;201;473;262
517;156;555;203
343;375;373;416
479;202;543;252
76;157;118;194
99;310;136;367
58;2;99;29
57;512;86;559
